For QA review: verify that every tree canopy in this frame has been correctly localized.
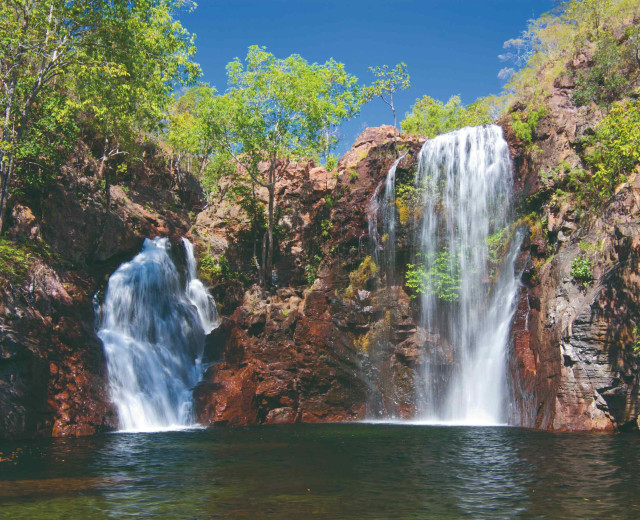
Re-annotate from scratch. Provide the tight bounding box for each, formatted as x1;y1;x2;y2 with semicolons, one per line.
197;45;364;283
0;0;199;230
401;95;497;138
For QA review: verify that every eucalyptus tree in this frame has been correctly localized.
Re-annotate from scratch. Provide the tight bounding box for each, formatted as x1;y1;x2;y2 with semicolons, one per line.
207;46;364;284
0;0;84;232
363;63;410;153
0;0;199;233
72;0;200;180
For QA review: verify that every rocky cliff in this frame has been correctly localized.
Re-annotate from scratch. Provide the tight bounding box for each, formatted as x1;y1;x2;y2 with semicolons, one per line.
0;141;197;439
2;103;639;439
504;77;640;431
191;126;427;425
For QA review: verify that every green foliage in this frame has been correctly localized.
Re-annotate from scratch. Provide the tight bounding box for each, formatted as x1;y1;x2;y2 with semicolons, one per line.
633;325;640;354
0;0;201;231
167;86;218;175
511;106;546;145
0;238;34;284
572;35;629;106
487;227;510;265
395;181;424;226
213;45;363;167
344;256;378;299
585;100;640;198
500;0;639;106
363;63;410;130
570;255;594;287
325;154;338;171
324;194;334;209
71;0;200;176
320;219;332;238
405;249;461;302
199;253;242;285
305;254;323;285
349;170;359;182
0;238;64;286
580;239;605;254
201;150;237;201
14;89;79;192
401;95;497;137
200;46;363;282
518;212;548;245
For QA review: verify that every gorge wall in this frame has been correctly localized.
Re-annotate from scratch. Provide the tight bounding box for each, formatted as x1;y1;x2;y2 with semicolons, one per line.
506;78;640;431
1;93;640;439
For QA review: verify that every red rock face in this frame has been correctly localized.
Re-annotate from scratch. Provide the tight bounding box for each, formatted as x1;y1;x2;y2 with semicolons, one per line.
0;262;117;440
502;81;640;432
193;288;368;427
192;128;428;427
6;107;638;438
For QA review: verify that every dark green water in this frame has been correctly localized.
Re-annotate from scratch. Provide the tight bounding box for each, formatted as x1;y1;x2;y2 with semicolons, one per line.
0;424;639;519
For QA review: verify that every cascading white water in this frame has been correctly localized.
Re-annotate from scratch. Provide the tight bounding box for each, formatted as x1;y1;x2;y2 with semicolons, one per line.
413;125;521;425
182;238;219;335
97;237;218;432
368;154;406;288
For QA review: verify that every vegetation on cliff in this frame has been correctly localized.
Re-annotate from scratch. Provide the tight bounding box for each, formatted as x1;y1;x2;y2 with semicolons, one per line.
401;95;497;137
181;46;364;285
0;0;200;233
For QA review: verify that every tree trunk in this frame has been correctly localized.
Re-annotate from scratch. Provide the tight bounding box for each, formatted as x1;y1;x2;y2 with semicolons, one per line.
261;231;267;287
265;178;275;285
391;92;399;157
0;156;14;234
98;137;109;178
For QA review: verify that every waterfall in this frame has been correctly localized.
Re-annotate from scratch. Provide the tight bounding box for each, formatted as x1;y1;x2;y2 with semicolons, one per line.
97;237;218;432
412;125;521;425
365;155;406;418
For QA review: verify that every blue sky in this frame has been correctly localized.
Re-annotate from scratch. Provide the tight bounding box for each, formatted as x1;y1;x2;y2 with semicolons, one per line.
181;0;555;155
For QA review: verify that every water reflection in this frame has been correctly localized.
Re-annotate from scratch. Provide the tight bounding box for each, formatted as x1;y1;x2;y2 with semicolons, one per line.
0;425;639;520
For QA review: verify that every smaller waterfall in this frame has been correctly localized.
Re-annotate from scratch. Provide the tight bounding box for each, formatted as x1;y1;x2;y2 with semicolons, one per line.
368;154;405;277
98;237;217;432
183;238;219;334
364;155;406;418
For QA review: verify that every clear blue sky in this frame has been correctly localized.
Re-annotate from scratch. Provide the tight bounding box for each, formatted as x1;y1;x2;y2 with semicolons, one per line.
181;0;555;155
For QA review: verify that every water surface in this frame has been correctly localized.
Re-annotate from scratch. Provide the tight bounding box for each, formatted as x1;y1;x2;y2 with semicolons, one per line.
1;424;639;519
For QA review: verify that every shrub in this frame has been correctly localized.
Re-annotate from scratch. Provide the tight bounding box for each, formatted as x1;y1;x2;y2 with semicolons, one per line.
325;154;338;171
405;248;461;301
344;256;378;299
305;254;323;285
586;100;640;198
570;255;593;287
199;253;242;285
511;106;546;145
572;35;628;107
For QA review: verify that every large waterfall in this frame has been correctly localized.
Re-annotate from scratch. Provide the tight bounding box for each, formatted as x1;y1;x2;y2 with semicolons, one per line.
413;125;521;425
97;237;218;432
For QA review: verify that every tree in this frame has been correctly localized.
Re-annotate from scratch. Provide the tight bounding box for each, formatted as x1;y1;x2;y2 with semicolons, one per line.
401;95;497;138
0;0;199;233
167;86;240;203
363;63;410;153
168;86;217;176
71;0;200;180
0;0;87;232
207;46;363;285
